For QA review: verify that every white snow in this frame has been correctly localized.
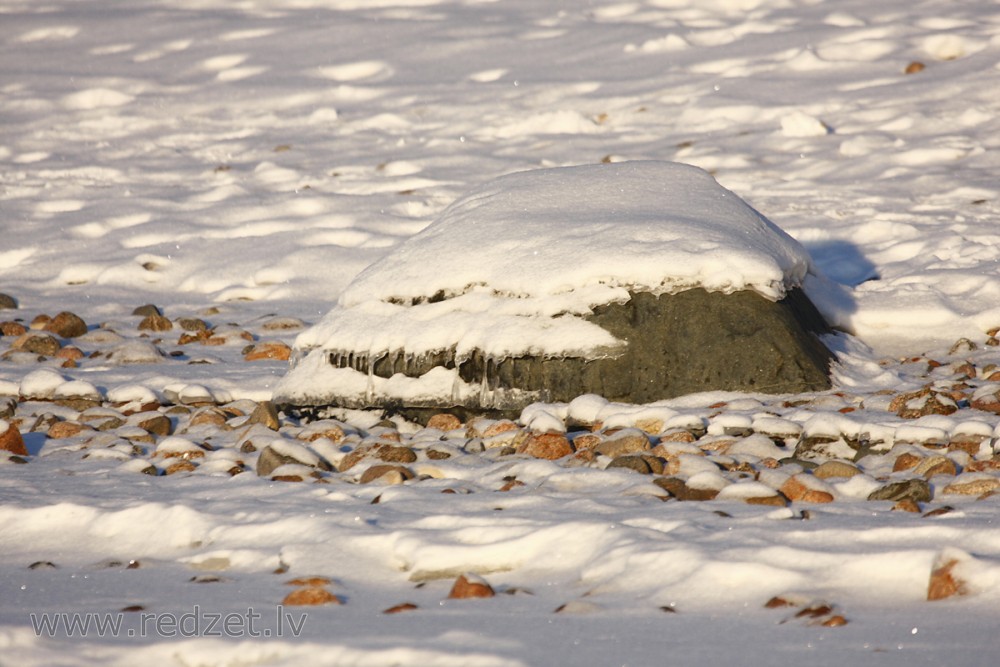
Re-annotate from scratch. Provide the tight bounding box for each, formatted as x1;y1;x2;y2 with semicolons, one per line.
3;0;1000;664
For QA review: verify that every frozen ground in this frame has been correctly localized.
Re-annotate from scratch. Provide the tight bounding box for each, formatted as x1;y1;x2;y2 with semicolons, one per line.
2;0;1000;665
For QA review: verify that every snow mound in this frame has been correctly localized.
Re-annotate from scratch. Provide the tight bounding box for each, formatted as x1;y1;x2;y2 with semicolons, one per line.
277;161;835;410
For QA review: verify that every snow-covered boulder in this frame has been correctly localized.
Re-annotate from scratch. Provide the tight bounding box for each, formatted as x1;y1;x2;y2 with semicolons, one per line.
275;161;836;421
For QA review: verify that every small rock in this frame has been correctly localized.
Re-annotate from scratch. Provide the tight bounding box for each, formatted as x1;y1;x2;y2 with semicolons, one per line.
970;389;1000;415
922;505;954;518
383;602;419;614
12;333;61;356
746;494;788;507
812;460;861;479
0;420;28;456
247;401;281;430
892;499;922;513
594;428;650;457
941;475;1000;496
244;342;291;361
482;420;519;438
138;314;173;332
793;435;855;462
133;413;172;437
893;452;922;472
606;455;652;474
1;321;27;336
890;387;957;419
256;443;316;477
132;304;162;317
282;587;342;606
176;317;209;332
285;576;333;587
914;455;958;479
779;475;834;503
164;460;197;475
375;443;417;464
867;478;932;503
928;555;968;601
904;61;926;74
298;420;346;444
43;312;88;338
426;413;462;431
821;615;849;627
56;346;84;363
47;421;90;439
359;463;414;484
516;432;573;460
447;573;495;599
0;293;18;310
178;330;212;345
571;432;603;450
187;406;229;429
261;317;306;331
653;476;718;501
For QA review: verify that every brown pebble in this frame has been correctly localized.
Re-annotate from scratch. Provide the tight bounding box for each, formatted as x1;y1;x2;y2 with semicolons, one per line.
244;341;291;361
892;499;921;513
905;61;925;74
764;596;795;609
43;311;88;338
427;413;462;431
285;576;332;587
516;432;573;460
383;602;419;614
282;587;342;606
359;463;414;484
821;615;849;627
928;558;967;601
1;321;27;336
893;452;922;472
0;421;28;456
447;573;495;599
139;314;173;332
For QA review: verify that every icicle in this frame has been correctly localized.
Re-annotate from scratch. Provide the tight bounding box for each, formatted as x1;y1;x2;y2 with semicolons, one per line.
365;352;376;403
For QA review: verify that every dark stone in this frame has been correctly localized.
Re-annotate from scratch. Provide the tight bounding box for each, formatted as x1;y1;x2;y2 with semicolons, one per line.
132;304;162;317
15;333;61;356
289;287;832;423
653;476;719;501
867;479;933;503
177;317;210;332
0;293;17;310
606;455;652;474
256;444;312;477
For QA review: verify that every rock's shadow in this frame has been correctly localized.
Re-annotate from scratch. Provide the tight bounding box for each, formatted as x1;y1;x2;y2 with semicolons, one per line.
803;239;879;287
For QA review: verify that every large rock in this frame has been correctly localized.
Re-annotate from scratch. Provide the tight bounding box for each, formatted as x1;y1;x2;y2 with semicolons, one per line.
275;161;840;421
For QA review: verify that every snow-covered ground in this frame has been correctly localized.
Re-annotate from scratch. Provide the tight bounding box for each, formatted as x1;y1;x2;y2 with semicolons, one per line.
2;0;1000;664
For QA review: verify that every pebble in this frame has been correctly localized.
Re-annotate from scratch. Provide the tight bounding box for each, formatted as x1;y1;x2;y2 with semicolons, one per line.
138;314;173;332
43;312;88;338
282;587;343;606
867;478;933;503
0;420;28;456
447;573;495;599
359;463;414;484
516;432;573;460
244;341;291;361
